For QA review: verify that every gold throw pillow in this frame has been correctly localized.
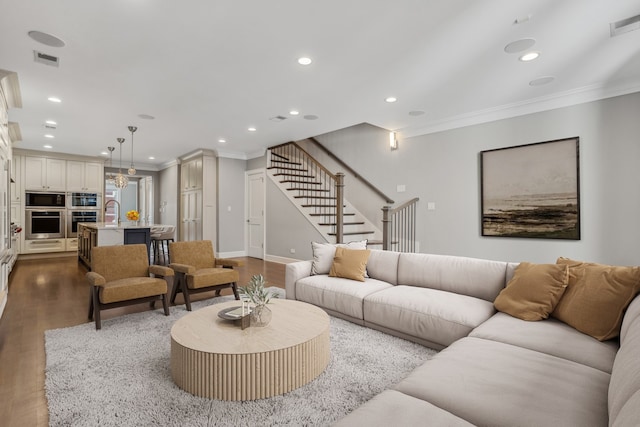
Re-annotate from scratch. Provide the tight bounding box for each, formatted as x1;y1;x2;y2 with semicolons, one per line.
494;262;569;321
552;257;640;341
329;247;371;282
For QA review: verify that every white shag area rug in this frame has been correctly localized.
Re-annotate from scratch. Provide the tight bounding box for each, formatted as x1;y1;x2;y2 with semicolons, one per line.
45;289;436;426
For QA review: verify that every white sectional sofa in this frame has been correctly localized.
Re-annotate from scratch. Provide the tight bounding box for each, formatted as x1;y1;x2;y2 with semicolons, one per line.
285;249;640;427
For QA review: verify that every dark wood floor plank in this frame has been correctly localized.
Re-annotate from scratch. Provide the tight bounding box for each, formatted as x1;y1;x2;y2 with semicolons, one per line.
0;255;285;427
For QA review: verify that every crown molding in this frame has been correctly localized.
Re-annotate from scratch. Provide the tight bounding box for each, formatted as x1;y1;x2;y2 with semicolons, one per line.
216;149;248;160
8;122;21;142
0;69;22;109
401;78;640;138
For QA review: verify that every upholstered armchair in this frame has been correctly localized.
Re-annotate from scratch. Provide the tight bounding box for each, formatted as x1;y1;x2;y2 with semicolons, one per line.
86;244;174;329
168;240;243;311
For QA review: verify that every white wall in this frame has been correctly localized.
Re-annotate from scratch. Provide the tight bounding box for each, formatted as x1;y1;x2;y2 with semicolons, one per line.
157;163;179;229
317;92;640;265
217;157;246;253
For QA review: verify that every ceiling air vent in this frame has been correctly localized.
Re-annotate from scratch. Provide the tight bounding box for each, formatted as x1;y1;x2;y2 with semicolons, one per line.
610;14;640;37
33;50;60;67
269;115;287;122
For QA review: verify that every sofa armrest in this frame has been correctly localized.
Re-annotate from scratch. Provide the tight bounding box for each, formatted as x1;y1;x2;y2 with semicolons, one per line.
216;258;244;268
149;265;174;277
86;271;106;287
168;263;196;275
285;260;312;300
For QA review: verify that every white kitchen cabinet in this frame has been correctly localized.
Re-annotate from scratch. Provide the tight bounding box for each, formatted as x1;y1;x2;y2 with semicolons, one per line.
181;158;203;191
67;160;103;192
181;190;202;241
24;156;66;191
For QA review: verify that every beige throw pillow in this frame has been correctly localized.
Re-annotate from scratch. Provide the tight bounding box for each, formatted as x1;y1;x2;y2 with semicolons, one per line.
494;262;569;321
329;247;371;282
311;240;367;275
552;257;640;341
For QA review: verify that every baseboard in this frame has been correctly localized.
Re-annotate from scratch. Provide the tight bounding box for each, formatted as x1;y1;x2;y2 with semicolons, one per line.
265;254;302;264
17;252;76;261
217;250;247;259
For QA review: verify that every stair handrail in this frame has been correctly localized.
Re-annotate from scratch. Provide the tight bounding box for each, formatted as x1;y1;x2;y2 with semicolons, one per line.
270;141;337;180
307;137;395;204
382;197;419;252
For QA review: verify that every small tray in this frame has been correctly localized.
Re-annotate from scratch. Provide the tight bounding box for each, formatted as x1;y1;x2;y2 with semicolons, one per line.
218;306;250;320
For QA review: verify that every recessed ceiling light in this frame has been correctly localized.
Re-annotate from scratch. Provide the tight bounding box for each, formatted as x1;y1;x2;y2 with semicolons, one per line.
100;151;108;156
43;144;53;149
289;110;299;116
529;76;556;86
408;110;425;116
248;127;257;132
28;30;66;47
385;97;397;103
297;57;312;65
44;134;54;138
48;97;61;103
148;156;155;160
519;52;540;62
45;120;57;125
504;38;536;54
218;138;227;143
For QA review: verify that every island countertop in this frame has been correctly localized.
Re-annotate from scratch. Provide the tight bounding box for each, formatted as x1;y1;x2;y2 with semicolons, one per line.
78;222;153;230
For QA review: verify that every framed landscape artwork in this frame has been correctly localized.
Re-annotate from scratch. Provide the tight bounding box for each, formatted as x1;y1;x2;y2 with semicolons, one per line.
480;137;580;240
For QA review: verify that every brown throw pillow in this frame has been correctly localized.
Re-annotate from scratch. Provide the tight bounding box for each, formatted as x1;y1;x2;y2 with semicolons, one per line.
329;247;371;282
552;257;640;341
494;262;569;321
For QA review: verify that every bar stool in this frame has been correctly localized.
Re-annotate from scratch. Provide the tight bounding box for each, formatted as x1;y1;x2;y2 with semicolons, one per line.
151;225;175;265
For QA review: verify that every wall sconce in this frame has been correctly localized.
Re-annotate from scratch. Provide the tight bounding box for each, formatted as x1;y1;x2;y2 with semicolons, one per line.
389;131;398;150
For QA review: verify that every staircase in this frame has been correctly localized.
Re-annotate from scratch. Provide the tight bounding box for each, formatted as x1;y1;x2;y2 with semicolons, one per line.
267;144;380;244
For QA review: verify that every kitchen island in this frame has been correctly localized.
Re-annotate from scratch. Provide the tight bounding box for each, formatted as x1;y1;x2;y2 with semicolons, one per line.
77;222;151;268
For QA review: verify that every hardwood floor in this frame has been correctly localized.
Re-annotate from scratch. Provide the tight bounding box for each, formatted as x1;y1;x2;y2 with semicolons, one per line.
0;255;285;427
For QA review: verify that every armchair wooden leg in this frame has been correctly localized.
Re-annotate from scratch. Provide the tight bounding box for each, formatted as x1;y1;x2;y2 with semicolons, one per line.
231;282;239;300
92;287;102;330
88;287;94;320
162;294;170;316
171;273;183;304
183;285;193;311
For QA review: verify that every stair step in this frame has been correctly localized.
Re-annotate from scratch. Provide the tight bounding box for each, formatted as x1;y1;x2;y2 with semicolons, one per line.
270;152;289;161
318;221;365;226
273;172;315;178
301;204;346;208
295;196;336;200
287;188;330;193
328;231;376;236
267;166;309;172
309;213;355;217
271;159;302;166
279;180;322;185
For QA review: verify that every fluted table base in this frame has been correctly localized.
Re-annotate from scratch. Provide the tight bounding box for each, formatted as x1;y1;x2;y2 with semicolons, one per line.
171;299;330;400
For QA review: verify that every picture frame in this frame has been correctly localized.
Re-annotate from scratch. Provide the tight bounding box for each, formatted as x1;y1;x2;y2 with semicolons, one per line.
480;137;580;240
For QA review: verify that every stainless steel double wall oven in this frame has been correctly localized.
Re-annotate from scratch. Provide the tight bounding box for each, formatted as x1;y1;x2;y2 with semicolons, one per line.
67;192;101;238
25;191;102;240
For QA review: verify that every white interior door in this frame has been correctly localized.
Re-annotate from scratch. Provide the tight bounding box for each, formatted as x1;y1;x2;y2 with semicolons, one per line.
246;170;265;259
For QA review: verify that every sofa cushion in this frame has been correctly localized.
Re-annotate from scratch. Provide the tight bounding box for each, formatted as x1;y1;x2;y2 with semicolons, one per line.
363;285;495;348
333;389;474;427
608;314;640;425
470;312;618;373
494;262;569;321
394;337;610;427
612;389;640;427
329;247;370;282
295;275;392;320
366;250;400;285
553;257;640;341
397;253;508;302
310;240;367;275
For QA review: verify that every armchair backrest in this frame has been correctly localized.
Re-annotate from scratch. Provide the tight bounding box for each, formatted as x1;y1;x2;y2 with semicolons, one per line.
91;244;150;282
170;240;215;270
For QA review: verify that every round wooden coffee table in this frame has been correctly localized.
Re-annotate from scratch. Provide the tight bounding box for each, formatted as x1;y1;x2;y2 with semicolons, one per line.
170;298;330;400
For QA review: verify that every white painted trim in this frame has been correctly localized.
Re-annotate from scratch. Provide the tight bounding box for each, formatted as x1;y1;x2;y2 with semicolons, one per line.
265;254;302;264
218;250;247;258
217;150;248;160
401;77;640;138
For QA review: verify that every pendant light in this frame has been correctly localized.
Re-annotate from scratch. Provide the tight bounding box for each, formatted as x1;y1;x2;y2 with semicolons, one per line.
106;146;115;182
128;125;137;175
114;137;129;189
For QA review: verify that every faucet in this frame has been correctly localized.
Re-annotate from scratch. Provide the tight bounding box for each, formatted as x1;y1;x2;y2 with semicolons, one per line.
104;199;121;225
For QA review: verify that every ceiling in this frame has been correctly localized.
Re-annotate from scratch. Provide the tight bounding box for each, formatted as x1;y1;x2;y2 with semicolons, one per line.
2;1;639;169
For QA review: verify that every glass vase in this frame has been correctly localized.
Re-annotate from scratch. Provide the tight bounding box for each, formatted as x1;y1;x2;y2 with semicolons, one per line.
250;304;272;327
